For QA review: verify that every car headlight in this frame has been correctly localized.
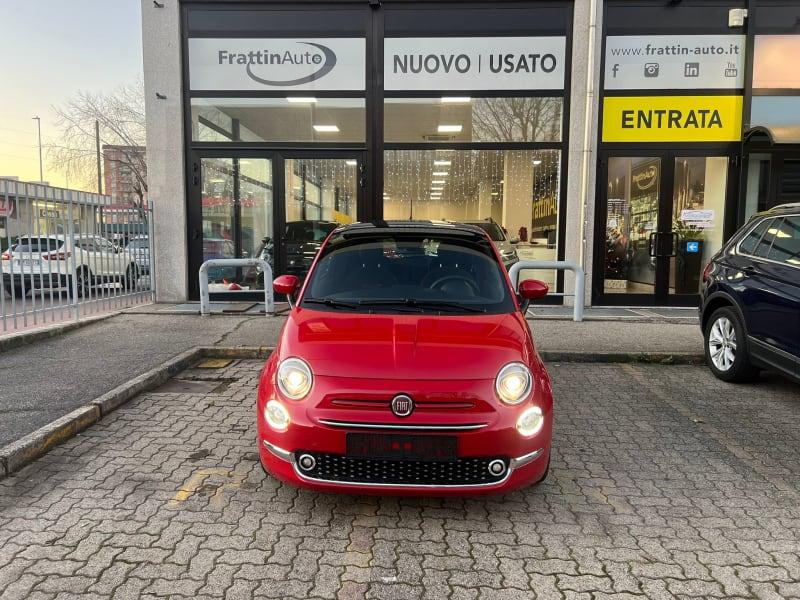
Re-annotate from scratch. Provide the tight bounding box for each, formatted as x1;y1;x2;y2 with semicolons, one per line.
264;400;290;432
276;357;313;400
516;406;544;437
495;362;532;405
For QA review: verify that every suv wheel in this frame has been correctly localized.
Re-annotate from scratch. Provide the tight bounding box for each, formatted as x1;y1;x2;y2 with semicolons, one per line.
69;267;92;298
704;307;758;383
124;264;139;291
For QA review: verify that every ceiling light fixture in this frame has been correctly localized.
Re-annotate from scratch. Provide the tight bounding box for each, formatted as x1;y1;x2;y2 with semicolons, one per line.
441;97;471;103
345;160;357;166
432;171;449;176
533;160;542;165
287;97;318;103
437;125;463;133
313;125;339;132
433;160;452;166
431;180;445;185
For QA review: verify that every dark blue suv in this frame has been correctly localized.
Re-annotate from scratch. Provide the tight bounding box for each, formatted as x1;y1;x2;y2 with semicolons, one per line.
700;204;800;383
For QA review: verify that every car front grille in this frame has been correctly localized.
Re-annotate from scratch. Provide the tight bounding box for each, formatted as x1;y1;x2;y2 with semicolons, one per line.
295;452;509;487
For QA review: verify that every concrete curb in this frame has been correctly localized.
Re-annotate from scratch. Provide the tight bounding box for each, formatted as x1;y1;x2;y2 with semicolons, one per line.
539;351;705;364
0;345;274;480
0;312;119;355
0;345;701;480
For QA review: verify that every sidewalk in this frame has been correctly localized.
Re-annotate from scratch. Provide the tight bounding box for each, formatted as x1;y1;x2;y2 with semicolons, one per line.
0;307;702;448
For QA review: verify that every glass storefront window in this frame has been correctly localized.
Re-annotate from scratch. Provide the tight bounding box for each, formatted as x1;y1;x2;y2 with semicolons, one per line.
282;158;359;278
384;97;562;143
383;149;560;286
191;98;366;143
754;35;800;90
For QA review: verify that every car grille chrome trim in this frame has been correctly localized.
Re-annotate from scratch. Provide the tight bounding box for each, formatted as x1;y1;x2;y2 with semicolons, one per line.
318;419;488;431
293;454;512;488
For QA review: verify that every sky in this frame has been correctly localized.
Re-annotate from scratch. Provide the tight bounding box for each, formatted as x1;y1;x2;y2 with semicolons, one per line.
0;0;143;190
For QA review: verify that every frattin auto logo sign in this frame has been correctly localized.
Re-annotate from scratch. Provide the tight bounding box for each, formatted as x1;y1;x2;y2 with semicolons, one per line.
188;38;365;91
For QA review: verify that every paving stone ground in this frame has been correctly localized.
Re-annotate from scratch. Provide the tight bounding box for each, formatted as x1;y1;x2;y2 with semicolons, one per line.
0;360;798;600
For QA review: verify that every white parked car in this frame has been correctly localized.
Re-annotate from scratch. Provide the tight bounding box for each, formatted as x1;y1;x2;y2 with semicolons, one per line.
1;234;140;297
126;236;150;275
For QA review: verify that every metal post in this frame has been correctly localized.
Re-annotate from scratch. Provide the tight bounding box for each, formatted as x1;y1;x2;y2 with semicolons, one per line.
508;260;585;322
33;116;43;182
67;192;80;321
95;120;103;195
199;258;274;317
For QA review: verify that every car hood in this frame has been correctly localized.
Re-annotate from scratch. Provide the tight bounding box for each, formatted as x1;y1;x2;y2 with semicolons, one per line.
278;308;533;380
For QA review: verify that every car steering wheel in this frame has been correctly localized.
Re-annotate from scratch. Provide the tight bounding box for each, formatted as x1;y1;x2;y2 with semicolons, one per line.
428;274;480;295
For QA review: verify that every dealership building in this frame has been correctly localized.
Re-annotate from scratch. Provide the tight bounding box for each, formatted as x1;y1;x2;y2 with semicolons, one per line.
142;0;800;306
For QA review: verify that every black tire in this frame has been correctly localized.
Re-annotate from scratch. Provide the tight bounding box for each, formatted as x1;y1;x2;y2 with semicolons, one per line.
69;267;92;299
124;264;139;291
704;306;759;383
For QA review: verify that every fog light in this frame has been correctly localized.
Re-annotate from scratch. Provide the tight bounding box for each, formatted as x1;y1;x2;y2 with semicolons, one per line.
516;406;544;437
298;454;316;471
264;400;290;432
488;459;506;476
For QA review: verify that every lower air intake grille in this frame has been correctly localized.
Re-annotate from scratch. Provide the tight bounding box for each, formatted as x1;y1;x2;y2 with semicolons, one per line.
296;453;508;486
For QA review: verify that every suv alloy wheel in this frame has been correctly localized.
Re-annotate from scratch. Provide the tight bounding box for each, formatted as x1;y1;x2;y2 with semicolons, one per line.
704;307;759;382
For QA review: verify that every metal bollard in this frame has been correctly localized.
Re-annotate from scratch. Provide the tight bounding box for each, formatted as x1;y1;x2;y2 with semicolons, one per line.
199;258;274;316
508;260;585;322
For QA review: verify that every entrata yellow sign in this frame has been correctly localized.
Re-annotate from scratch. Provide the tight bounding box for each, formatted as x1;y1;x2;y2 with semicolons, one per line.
603;95;743;142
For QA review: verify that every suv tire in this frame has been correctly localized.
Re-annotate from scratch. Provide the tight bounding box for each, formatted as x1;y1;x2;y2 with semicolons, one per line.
704;307;759;383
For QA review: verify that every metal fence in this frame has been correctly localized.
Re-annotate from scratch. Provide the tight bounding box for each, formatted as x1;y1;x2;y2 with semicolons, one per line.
0;179;155;334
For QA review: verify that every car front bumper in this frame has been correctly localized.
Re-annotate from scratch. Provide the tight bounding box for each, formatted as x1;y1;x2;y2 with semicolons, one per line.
256;374;552;496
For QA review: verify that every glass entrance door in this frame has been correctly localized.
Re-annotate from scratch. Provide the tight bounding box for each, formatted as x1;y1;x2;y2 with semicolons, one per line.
596;152;732;305
668;156;729;297
601;156;662;297
281;156;361;279
200;157;273;291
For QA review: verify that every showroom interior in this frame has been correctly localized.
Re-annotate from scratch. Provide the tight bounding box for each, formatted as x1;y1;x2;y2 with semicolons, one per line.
141;0;800;305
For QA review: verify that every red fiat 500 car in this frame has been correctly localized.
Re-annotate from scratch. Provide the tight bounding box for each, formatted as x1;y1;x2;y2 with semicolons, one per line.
257;221;553;495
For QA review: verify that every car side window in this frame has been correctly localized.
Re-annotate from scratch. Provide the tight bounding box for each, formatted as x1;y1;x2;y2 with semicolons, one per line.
753;218;777;258
76;238;95;252
766;216;800;268
738;219;770;256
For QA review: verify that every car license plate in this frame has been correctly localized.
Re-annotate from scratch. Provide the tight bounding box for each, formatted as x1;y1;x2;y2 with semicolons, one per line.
19;259;39;268
346;433;457;461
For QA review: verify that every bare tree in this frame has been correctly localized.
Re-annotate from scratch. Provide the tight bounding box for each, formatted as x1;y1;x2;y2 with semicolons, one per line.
472;97;561;142
47;81;147;220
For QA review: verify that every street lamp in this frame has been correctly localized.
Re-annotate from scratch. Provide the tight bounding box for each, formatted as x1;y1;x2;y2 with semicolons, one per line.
32;116;43;182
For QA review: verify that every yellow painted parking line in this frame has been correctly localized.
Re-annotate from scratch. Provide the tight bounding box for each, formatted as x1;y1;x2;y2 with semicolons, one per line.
196;358;234;369
169;467;247;509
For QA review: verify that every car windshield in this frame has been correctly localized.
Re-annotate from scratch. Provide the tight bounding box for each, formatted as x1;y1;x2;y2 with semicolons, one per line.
301;233;515;315
469;222;505;242
127;239;149;250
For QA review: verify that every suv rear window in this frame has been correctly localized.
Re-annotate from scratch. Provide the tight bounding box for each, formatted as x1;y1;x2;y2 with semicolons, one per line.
14;237;63;253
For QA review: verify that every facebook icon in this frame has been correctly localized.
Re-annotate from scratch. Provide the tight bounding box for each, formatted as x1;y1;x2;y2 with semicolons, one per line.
686;241;700;253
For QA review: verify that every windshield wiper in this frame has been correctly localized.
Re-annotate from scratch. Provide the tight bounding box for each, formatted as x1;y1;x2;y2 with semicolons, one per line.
358;299;487;313
303;298;359;309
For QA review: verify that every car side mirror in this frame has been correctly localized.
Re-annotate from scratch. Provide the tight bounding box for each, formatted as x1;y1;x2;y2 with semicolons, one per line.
518;279;549;300
509;237;520;245
273;275;299;306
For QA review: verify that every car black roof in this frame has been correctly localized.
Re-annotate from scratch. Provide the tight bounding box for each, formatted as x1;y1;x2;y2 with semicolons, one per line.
334;220;489;239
